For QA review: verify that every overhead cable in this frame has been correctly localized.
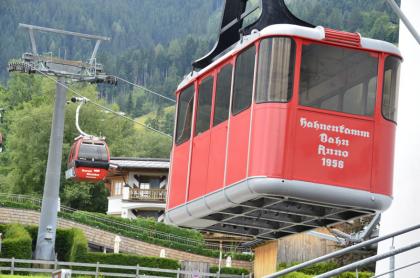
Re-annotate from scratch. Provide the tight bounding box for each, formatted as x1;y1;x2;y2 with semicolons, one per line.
112;75;176;103
28;67;173;139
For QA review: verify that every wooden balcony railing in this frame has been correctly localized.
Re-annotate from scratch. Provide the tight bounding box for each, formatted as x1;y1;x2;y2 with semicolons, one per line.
128;188;167;202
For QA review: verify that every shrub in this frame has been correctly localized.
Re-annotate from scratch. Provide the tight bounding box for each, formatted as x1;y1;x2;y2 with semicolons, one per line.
67;211;203;242
24;225;76;261
0;224;6;234
55;229;75;261
209;266;250;275
0;200;40;211
59;210;246;260
83;253;180;276
337;272;374;278
25;226;89;262
0;224;33;272
0;273;51;278
66;227;179;277
282;272;312;278
300;261;338;275
131;216;203;242
226;252;254;261
1;199;253;261
277;262;373;277
270;270;373;278
1;224;32;260
24;225;38;253
278;261;337;274
68;228;88;262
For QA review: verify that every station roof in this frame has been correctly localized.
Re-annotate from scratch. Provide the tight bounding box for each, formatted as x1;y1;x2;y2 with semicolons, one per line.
109;157;170;170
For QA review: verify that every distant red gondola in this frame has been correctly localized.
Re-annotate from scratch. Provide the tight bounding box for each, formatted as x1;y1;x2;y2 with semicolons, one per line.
66;136;110;182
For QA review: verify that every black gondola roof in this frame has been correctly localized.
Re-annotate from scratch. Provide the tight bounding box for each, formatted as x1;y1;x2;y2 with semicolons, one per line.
192;0;313;69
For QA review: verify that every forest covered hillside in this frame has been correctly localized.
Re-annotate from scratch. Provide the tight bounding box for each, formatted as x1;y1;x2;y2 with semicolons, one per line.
0;1;399;94
287;0;400;42
0;0;222;80
0;0;399;115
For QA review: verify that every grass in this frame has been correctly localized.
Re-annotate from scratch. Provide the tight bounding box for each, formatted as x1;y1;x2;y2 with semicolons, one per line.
0;275;94;278
0;275;50;278
0;273;135;278
133;106;174;131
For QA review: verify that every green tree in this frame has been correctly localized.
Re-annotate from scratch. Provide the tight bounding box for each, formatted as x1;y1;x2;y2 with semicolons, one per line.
61;182;109;212
285;0;399;43
2;73;45;109
4;102;52;194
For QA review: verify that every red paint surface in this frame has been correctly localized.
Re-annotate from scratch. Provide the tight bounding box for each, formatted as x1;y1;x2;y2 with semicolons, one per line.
292;109;374;191
73;167;108;182
168;141;190;208
249;104;289;178
188;132;211;201
371;120;395;196
207;122;228;193
370;55;395;197
226;110;251;186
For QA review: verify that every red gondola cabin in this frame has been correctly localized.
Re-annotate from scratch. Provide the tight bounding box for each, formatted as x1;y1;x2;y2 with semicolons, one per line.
165;23;401;239
66;136;110;182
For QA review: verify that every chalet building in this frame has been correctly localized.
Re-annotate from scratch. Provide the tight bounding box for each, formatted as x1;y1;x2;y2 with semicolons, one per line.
105;157;169;220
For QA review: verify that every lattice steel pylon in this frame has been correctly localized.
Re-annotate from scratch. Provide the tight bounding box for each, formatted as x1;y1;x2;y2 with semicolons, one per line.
7;23;115;261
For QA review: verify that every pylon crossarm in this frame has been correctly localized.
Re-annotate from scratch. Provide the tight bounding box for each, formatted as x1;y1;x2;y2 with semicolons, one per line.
10;23;115;84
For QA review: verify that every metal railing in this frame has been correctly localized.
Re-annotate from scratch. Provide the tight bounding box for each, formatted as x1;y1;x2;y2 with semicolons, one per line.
128;188;167;202
265;222;420;277
0;193;252;254
372;259;420;278
0;257;250;278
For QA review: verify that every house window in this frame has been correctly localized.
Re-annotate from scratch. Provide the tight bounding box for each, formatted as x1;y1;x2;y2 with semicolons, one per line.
114;181;122;196
140;182;150;190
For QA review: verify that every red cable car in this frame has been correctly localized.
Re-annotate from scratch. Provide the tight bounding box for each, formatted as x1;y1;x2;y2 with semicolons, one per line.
165;0;401;240
66;136;110;182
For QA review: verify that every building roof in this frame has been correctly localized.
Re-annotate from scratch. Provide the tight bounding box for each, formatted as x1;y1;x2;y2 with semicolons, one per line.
110;157;170;170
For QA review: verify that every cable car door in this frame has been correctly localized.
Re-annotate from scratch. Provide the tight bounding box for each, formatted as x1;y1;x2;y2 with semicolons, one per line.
207;63;233;194
168;86;195;209
188;76;214;201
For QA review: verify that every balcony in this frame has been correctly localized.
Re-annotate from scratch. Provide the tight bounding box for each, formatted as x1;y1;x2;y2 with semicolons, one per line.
126;188;167;203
